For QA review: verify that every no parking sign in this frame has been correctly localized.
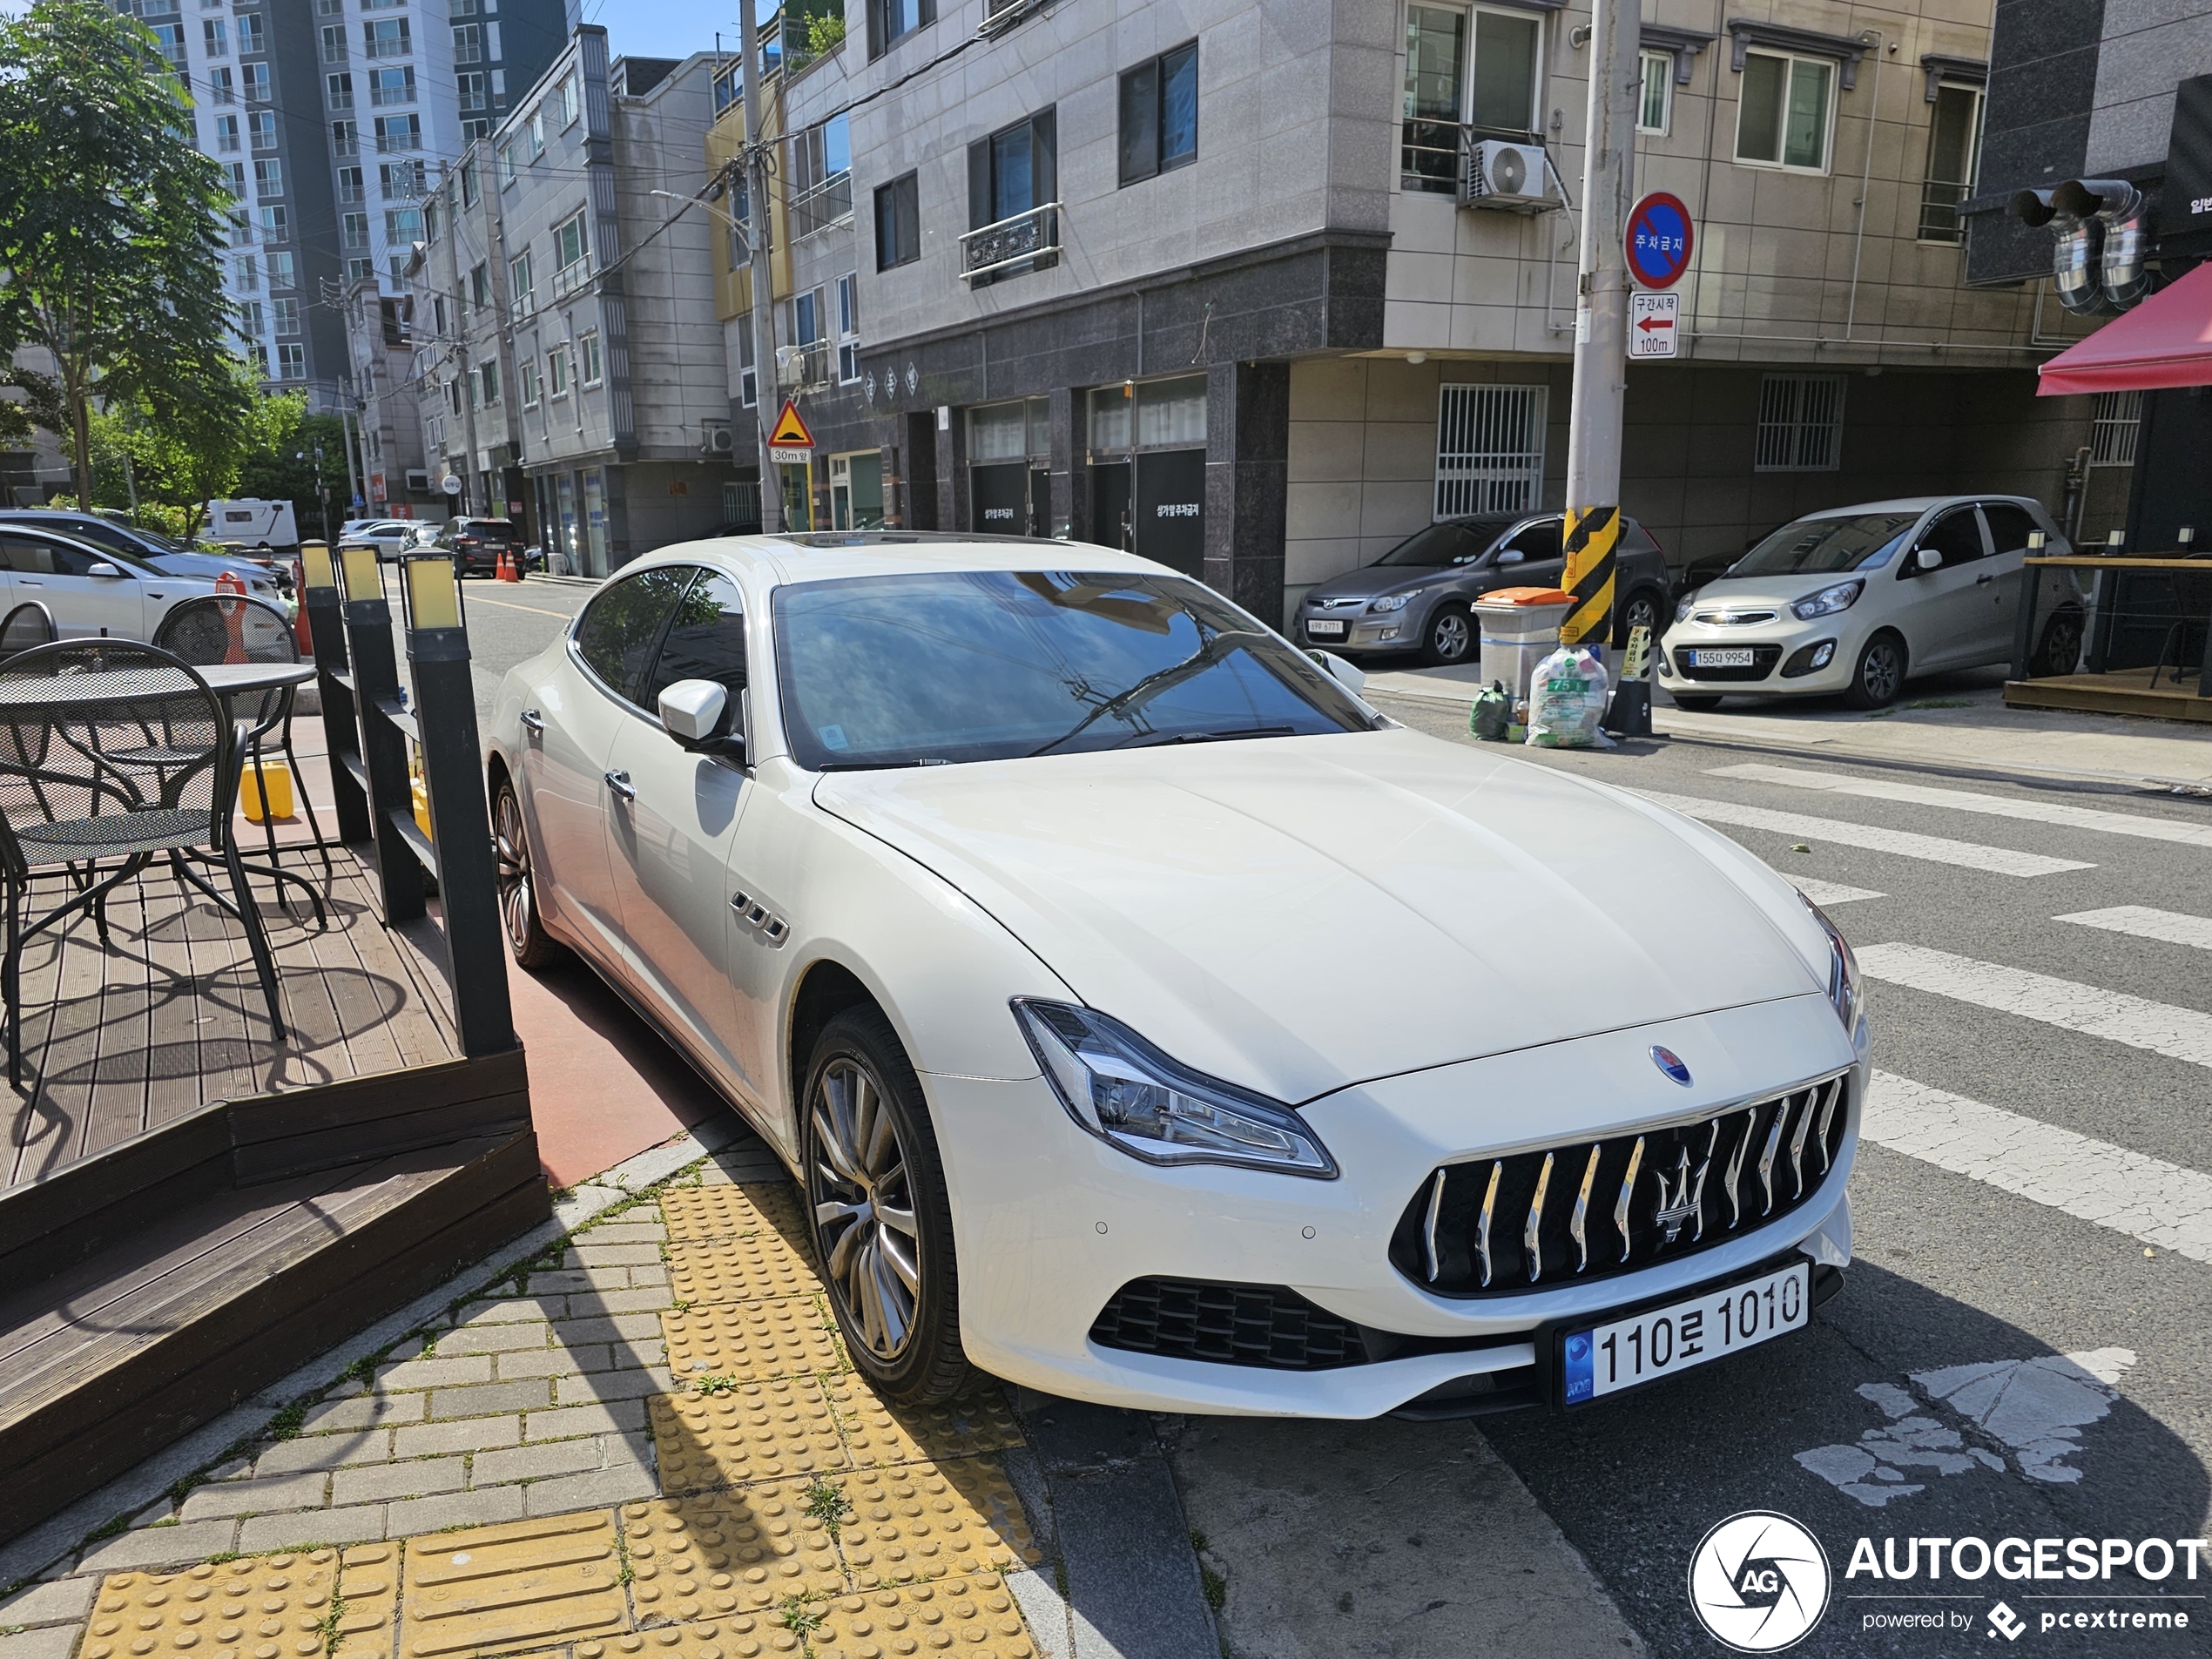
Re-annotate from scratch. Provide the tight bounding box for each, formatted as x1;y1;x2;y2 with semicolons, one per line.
1627;192;1695;289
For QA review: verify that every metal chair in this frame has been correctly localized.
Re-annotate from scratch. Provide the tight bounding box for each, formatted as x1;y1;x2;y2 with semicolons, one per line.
0;640;285;1083
0;602;55;663
155;593;334;880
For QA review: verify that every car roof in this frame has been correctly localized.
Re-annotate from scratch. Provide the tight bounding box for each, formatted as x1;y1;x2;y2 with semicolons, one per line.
1794;495;2042;519
623;531;1176;588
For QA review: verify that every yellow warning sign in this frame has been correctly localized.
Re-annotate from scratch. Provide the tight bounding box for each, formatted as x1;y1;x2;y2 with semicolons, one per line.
768;398;815;449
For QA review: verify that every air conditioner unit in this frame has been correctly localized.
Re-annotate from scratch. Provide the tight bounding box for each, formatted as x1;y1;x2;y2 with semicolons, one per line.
1460;140;1556;212
776;345;806;386
404;468;432;494
702;420;733;455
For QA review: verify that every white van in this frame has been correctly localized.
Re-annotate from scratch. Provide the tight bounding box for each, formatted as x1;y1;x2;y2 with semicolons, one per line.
204;499;300;549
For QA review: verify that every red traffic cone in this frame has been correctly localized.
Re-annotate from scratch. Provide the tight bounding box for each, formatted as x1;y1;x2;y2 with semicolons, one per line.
496;546;522;582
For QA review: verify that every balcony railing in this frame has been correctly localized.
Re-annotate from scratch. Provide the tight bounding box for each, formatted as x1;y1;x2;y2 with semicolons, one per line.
1918;179;1970;245
777;339;830;391
787;171;853;241
552;255;593;299
959;201;1061;282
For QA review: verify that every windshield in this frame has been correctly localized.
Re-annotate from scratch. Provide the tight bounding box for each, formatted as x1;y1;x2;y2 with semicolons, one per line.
775;570;1378;771
1372;519;1509;567
1731;513;1919;577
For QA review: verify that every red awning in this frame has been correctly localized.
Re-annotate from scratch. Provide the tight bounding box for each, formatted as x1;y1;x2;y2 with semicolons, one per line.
2038;261;2212;395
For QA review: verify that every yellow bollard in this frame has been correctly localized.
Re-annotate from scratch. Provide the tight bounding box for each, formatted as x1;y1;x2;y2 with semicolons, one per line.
239;758;295;821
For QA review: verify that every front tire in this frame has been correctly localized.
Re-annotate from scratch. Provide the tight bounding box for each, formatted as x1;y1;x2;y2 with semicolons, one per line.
2032;607;2084;677
492;775;564;968
1422;604;1475;666
1844;631;1907;710
804;1007;969;1406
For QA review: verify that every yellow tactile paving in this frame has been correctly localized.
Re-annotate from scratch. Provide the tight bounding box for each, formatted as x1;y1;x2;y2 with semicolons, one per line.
660;1184;811;1246
659;1298;844;1384
576;1622;803;1659
665;1235;823;1307
835;1458;1043;1588
811;1574;1037;1657
84;1554;339;1659
396;1512;629;1658
823;1378;1027;1468
650;1378;851;1491
621;1487;847;1616
334;1545;401;1659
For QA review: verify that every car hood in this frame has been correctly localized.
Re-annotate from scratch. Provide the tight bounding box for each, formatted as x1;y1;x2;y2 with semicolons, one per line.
1305;565;1448;604
152;552;275;585
813;729;1825;1102
1679;571;1875;613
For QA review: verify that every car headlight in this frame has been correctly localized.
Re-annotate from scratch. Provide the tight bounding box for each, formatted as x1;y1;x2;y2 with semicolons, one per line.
1674;596;1696;624
1800;895;1863;1035
1012;1000;1337;1177
1791;579;1864;620
1369;591;1419;613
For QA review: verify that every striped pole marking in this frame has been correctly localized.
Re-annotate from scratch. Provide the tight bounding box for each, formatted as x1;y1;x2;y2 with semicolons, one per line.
1558;504;1618;647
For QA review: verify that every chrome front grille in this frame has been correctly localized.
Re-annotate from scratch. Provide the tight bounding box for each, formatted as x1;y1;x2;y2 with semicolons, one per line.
1692;610;1779;625
1389;1075;1850;1297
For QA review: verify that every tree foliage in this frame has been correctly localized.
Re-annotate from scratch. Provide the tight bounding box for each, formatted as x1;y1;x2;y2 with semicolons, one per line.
234;412;347;541
0;0;239;503
86;367;301;536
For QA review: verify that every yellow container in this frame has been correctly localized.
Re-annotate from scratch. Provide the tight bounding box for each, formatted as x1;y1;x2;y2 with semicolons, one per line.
412;779;434;841
239;759;294;821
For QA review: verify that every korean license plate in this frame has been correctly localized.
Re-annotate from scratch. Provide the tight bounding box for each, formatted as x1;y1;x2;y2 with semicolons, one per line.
1307;619;1346;638
1688;647;1754;667
1560;1260;1809;1406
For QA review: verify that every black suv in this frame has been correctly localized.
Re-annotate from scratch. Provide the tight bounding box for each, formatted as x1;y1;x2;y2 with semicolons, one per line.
438;516;523;577
1295;512;1671;666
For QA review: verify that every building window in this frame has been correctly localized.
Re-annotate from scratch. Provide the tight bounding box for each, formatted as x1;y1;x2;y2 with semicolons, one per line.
362;18;409;58
789;113;853;239
150;21;186;67
210;65;235;105
529;108;544;157
239;300;265;337
460;162;477;208
1434;383;1546;516
1118;41;1197;186
336;164;364;203
579;329;602;385
320;24;346;60
236;13;264;52
241;62;270;102
518;357;540;407
468;263;489;307
1918;83;1982;244
369;66;416;106
327;71;354;110
1736;51;1833;172
2089;389;2141;467
1402;5;1542;193
509;248;534;314
499;142;516;185
226;161;248;199
1754;373;1845;471
341;212;368;250
561;71;580;126
836;272;860;383
203;17;226;54
453;23;482;64
384;206;421;243
381;159;424;197
421;193;439;238
873;172;919;269
554;209;588;277
476;361;501;407
273;296;300;334
966;111;1058;280
253;157;282;194
215;113;239;151
258;204;287;241
267;250;294;287
459;71;488;111
247;342;269;376
869;0;934;59
1637;50;1671;133
277;341;305;379
547;345;567;398
736;317;755;407
374;114;420;152
793;287;823;349
332;119;359;156
233;254;258;290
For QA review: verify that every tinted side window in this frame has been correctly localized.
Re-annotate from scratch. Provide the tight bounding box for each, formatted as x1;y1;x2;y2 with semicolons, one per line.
640;571;745;710
1500;518;1562;563
1981;502;2040;556
0;534;105;577
573;565;692;703
1918;509;1985;569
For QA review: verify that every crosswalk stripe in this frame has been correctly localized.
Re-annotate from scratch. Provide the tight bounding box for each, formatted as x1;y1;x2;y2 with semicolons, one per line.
1632;789;2095;879
1858;941;2212;1069
1794;879;1885;906
1865;1070;2212;1267
2057;906;2212;954
1709;762;2212;849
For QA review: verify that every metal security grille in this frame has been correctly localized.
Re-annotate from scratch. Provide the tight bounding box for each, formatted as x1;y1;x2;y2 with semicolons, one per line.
2089;390;2141;467
1435;384;1547;518
1754;374;1845;472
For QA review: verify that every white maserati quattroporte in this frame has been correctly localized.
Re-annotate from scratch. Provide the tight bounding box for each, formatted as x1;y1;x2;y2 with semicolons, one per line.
487;534;1869;1417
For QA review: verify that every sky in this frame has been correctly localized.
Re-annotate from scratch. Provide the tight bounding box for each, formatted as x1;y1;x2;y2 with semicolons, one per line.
574;0;756;63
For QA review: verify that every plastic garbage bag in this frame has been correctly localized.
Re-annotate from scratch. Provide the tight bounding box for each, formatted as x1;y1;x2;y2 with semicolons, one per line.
1470;680;1513;741
1525;644;1610;748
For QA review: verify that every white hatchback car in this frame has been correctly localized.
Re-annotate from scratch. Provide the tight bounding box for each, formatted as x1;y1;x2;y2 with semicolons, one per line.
488;534;1868;1417
1658;496;2076;710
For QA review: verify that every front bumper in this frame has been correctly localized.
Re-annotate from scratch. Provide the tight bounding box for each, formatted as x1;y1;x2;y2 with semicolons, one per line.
928;992;1865;1417
1297;609;1414;652
1657;611;1865;696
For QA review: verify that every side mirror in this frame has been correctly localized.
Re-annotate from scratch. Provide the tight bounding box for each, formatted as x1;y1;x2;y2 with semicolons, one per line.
658;678;745;759
86;562;124;578
1914;547;1944;572
1308;649;1366;694
1494;548;1526;565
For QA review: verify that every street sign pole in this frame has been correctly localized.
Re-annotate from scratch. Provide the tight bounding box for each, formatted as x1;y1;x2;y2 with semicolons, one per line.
1561;0;1642;653
736;0;783;534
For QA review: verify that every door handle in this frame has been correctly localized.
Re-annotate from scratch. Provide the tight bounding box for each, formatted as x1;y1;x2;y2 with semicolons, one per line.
1975;573;1995;586
604;769;635;801
521;708;545;733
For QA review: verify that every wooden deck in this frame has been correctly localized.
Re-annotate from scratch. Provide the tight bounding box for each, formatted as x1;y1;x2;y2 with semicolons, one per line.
4;845;462;1188
2005;667;2212;725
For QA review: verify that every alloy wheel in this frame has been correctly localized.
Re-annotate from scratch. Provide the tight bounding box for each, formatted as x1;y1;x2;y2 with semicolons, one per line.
810;1057;922;1360
1862;639;1903;704
1431;610;1472;662
1622;593;1659;640
493;786;536;954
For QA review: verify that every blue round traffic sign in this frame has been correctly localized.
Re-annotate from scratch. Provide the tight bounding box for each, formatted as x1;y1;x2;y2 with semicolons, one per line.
1627;192;1694;289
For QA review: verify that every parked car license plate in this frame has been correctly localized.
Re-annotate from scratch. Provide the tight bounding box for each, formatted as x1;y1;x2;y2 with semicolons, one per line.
1688;647;1754;668
1560;1259;1809;1406
1307;619;1346;638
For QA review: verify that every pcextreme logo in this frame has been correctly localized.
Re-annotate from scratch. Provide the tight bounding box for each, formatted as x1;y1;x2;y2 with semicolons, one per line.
1688;1511;1833;1652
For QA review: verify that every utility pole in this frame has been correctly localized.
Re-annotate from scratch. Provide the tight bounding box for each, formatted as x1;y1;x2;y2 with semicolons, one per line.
338;385;362;518
736;0;783;533
1560;0;1642;652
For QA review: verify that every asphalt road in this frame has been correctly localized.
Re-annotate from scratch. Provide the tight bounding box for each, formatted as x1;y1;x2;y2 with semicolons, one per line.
429;574;2212;1654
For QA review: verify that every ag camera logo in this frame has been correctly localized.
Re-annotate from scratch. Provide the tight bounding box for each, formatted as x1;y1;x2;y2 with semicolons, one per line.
1689;1511;1832;1652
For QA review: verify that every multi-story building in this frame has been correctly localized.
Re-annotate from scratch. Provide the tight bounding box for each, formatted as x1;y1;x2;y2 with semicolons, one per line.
410;29;735;570
711;0;2102;627
339;276;440;517
123;0;563;413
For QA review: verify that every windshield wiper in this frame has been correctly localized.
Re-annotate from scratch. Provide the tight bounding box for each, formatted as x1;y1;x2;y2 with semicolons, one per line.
1117;725;1298;749
1028;630;1277;758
